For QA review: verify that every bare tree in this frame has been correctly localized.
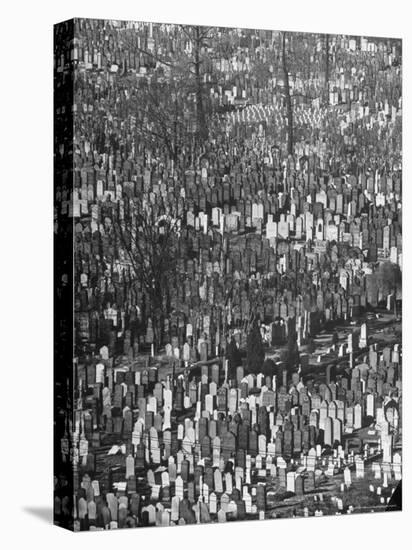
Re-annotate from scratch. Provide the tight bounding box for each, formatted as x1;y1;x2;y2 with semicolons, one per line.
376;261;402;317
178;25;215;141
119;28;175;69
282;32;294;156
121;25;216;146
193;25;207;139
113;200;181;351
324;33;330;105
246;319;265;374
133;77;188;161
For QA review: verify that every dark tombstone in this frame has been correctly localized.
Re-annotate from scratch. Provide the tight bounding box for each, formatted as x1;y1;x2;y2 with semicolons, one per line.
257;407;269;437
256;484;266;511
237;499;246;520
127;475;137;494
249;429;258;455
145;411;154;430
130;493;140;516
236;449;246;469
295;474;304;496
135;443;145;470
293;430;302;455
217;387;227;412
113;416;123;435
201;435;212;458
179;498;196;524
199;417;209;442
174;385;184;412
187;481;195;503
123;410;133;436
204;466;214;490
238;424;249;450
181;460;190;483
222;431;236;462
283;426;293;457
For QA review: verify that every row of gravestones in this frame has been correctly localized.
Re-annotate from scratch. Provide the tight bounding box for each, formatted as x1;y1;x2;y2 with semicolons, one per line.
65;439;401;530
59;334;399;528
68;20;400;136
69;119;401;351
70;139;401;216
69;72;400;354
72;190;401;251
73;249;399;356
69;341;400;470
73;337;401;445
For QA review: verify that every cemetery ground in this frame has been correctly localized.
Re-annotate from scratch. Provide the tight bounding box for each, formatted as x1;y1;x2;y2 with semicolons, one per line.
114;307;401;380
54;20;402;530
70;305;401;526
264;465;400;519
305;310;401;370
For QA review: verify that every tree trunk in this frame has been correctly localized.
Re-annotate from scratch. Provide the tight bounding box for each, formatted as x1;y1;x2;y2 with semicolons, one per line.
151;305;164;354
173;96;179;162
325;34;330;105
194;26;207;140
282;32;294;156
393;284;397;318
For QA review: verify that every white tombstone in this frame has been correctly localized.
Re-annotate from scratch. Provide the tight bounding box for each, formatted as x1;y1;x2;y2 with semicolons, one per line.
286;471;296;493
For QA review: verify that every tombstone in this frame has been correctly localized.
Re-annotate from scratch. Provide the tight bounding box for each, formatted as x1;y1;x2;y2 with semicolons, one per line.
228;388;238;414
179;498;196;524
304;471;315;492
393;453;402;481
212;436;221;466
214;469;223;493
258;434;267;457
307;448;317;471
217;388;227;412
217;509;227;523
222;431;236;462
354;403;362;429
286;471;296;493
333;419;342;444
295;474;304;496
355;457;365;479
125;454;135;479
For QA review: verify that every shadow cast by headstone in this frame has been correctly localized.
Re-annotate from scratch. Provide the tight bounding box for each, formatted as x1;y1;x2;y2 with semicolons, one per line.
23;506;53;524
386;480;402;511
